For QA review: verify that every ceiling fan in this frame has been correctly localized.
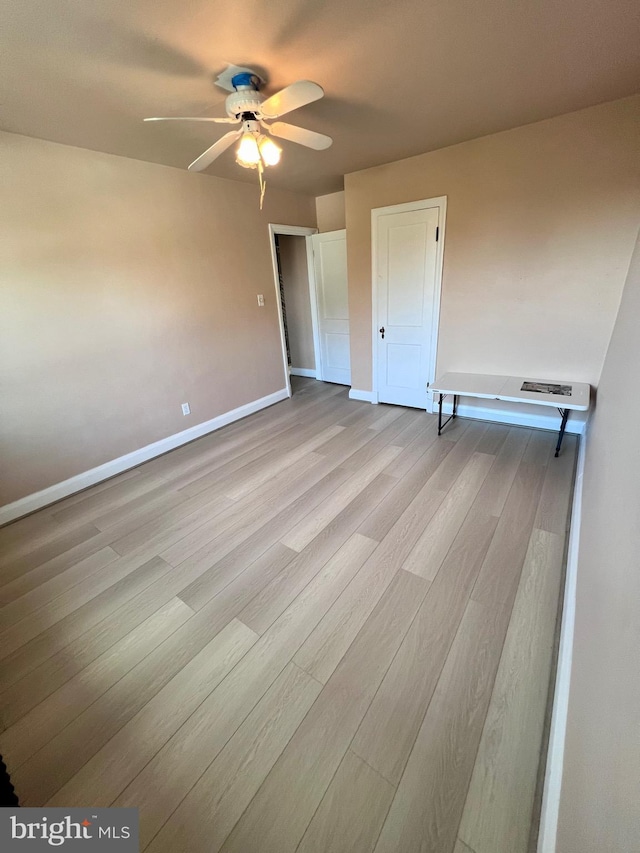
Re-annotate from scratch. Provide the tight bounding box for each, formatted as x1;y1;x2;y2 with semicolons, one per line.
145;66;332;203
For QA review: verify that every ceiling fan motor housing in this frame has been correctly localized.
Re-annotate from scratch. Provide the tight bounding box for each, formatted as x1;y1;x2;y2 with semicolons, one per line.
225;72;264;119
225;89;264;118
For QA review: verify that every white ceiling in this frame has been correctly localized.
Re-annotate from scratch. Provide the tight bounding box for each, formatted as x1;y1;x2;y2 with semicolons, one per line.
1;0;638;195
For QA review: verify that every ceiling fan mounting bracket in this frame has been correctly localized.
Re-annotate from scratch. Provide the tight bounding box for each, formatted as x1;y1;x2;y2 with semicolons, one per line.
230;72;261;90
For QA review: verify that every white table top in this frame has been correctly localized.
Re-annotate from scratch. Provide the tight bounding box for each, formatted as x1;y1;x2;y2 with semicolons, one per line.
430;372;590;411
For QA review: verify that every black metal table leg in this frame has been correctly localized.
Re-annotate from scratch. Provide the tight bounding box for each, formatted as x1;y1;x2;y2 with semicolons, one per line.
555;408;570;457
437;392;458;436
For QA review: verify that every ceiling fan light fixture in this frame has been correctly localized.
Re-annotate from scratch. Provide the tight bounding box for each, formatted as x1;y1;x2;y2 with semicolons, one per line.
258;135;281;166
236;132;261;168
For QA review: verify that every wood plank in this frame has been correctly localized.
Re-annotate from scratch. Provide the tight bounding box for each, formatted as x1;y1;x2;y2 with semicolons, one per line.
0;550;169;659
366;406;409;433
40;469;142;514
175;467;353;611
402;451;495;581
0;556;174;697
477;427;531;517
458;529;565;853
522;428;553;466
51;472;169;526
164;420;304;497
0;513;61;555
351;505;499;784
110;492;231;557
157;451;332;568
1;544;293;727
0;524;101;582
384;410;436;447
421;421;489;492
337;403;393;430
13;602;256;802
296;750;395;853
0;546;119;607
294;461;454;684
317;409;422;472
534;434;577;535
175;399;351;496
220;570;428;853
240;524;379;635
146;663;322;853
0;470;140;553
46;619;258;808
382;418;440;480
312;420;390;464
162;457;356;580
111;533;380;847
91;484;187;531
0;597;193;768
471;453;547;610
360;422;485;562
138;403;302;483
93;481;227;551
0;547;121;627
338;411;425;472
474;423;509;456
373;598;511;853
357;439;454;542
224;424;344;501
280;446;402;552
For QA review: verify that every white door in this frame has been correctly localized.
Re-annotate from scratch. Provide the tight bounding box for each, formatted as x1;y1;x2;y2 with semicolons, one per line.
375;204;441;408
311;230;351;386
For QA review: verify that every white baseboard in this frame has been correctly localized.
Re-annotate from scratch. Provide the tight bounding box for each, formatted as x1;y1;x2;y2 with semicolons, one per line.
537;424;588;852
0;388;289;527
436;399;586;434
289;367;317;378
349;388;378;403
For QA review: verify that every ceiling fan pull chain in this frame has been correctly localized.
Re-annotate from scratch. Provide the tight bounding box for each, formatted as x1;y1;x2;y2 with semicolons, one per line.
258;162;267;210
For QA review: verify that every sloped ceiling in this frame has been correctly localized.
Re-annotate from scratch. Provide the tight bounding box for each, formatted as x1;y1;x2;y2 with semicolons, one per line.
1;0;638;194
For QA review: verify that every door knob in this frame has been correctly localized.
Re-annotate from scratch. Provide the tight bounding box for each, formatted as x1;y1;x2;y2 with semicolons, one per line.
379;326;385;339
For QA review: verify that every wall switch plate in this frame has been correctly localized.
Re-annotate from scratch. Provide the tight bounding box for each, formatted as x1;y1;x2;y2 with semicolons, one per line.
257;294;265;307
181;403;191;416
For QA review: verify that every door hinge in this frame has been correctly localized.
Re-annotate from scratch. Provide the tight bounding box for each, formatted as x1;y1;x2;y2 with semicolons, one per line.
435;226;439;242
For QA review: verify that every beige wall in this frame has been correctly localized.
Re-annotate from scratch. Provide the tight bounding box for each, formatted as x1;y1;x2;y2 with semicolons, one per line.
316;191;346;232
278;235;316;371
0;131;315;506
556;229;640;852
344;96;640;392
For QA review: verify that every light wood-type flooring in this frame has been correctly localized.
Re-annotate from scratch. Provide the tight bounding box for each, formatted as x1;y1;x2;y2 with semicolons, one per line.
0;378;576;853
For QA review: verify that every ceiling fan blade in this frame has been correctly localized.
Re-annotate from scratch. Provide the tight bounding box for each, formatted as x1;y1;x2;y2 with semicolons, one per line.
188;130;242;172
144;116;238;123
260;81;324;119
267;122;333;150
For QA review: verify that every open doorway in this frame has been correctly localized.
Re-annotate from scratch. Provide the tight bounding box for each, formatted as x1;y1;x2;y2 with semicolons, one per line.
269;223;351;397
276;234;318;381
268;224;317;397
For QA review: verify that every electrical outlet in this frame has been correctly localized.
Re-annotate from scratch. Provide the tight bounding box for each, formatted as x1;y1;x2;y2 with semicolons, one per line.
181;403;191;416
257;294;265;307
